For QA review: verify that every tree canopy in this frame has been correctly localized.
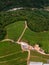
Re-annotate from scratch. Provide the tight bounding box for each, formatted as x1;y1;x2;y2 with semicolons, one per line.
0;0;49;11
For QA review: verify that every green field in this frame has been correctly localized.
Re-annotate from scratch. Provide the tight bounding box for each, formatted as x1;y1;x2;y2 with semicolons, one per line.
5;21;25;41
22;27;49;53
30;50;49;63
0;0;49;64
0;18;49;64
0;21;28;65
0;41;28;65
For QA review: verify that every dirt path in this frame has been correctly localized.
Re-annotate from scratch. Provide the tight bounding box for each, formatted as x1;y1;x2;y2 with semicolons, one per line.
7;7;49;12
27;50;30;65
17;21;27;42
36;50;49;56
1;39;15;43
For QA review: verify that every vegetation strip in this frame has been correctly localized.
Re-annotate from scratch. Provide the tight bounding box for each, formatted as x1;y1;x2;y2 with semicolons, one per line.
30;56;48;61
0;57;21;63
0;51;22;58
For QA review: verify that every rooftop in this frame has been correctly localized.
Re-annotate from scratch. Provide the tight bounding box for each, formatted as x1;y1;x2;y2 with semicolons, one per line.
29;62;43;65
29;62;49;65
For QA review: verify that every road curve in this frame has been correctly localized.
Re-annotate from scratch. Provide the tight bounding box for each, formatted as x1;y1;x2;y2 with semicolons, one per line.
1;39;15;43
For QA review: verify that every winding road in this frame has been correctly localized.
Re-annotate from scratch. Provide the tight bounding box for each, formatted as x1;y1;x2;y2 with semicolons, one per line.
1;39;15;43
7;7;49;12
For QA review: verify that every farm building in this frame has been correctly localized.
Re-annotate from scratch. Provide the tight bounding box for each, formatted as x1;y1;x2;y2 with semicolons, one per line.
29;62;43;65
29;62;49;65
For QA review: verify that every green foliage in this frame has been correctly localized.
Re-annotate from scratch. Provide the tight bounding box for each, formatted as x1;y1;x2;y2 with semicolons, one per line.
0;10;26;40
0;0;49;11
0;28;6;40
27;10;49;32
0;10;27;27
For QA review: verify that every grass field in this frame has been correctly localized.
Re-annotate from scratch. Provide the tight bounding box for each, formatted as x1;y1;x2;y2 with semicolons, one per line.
22;27;49;53
5;21;25;41
0;21;28;65
0;41;28;65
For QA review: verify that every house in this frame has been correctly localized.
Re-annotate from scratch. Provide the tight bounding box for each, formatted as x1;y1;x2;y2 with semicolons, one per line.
20;42;29;51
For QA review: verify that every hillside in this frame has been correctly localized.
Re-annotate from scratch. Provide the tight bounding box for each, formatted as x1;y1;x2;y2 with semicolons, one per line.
0;9;49;40
0;4;49;64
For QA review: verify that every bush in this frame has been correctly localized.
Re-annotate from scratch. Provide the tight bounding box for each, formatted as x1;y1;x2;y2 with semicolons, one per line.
0;28;7;40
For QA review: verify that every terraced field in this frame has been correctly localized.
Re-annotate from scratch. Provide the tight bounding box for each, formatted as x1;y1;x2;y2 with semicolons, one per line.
0;41;28;65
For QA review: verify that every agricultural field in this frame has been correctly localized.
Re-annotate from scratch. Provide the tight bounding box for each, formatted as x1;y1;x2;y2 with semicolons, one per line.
30;50;49;63
0;21;28;65
0;0;49;64
0;9;49;64
0;41;28;65
0;19;49;64
5;21;25;41
22;27;49;53
1;20;49;63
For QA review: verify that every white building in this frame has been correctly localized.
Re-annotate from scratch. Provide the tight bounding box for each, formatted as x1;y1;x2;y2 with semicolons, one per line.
29;62;49;65
44;64;49;65
29;62;43;65
20;42;29;51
